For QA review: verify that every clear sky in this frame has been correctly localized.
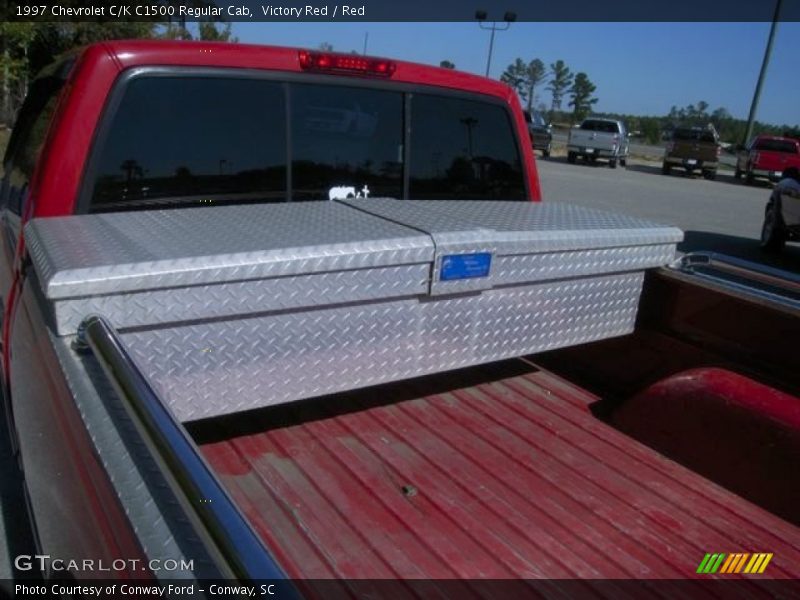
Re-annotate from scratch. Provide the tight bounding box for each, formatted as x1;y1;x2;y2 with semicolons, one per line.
233;21;800;127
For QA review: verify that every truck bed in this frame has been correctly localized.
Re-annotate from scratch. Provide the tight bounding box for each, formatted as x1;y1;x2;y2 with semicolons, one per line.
191;357;800;581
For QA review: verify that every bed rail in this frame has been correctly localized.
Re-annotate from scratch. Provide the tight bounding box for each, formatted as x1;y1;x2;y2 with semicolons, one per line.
76;315;290;584
669;252;800;309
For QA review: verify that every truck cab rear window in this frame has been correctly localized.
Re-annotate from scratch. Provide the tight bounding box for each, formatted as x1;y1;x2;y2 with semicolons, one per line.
409;94;525;200
753;139;797;154
580;120;618;133
86;75;524;210
290;83;403;200
89;77;288;210
673;129;716;143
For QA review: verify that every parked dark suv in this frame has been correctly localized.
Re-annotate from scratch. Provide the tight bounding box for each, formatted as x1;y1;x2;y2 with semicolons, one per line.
662;125;720;180
524;109;552;157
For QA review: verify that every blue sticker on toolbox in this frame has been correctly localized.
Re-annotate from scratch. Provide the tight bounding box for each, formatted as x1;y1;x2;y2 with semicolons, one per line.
439;253;492;281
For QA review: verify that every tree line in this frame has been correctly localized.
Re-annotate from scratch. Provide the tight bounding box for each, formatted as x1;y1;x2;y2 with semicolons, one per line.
596;102;800;146
497;56;799;145
1;16;235;126
3;24;797;147
499;57;597;122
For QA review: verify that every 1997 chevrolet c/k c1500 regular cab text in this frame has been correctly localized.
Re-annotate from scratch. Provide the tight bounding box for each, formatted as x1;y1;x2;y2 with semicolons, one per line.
0;40;798;598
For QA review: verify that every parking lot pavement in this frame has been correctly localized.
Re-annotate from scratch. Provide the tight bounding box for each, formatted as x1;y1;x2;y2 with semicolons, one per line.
536;156;800;272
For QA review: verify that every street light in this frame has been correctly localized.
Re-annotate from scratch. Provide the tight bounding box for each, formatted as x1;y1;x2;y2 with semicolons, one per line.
460;117;478;157
475;9;517;77
743;0;782;146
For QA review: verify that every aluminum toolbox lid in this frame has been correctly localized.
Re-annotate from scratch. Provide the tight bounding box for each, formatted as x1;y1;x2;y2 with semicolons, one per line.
25;202;435;299
341;198;684;253
341;198;684;294
26;199;683;304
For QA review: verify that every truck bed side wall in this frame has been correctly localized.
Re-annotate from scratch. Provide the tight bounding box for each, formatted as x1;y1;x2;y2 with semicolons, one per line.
10;282;148;575
537;269;800;524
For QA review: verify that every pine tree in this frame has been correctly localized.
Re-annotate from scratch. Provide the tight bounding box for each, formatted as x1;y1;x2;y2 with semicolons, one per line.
568;72;598;121
547;60;573;116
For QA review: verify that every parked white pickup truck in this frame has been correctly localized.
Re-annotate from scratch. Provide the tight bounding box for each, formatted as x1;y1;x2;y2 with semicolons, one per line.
567;118;629;168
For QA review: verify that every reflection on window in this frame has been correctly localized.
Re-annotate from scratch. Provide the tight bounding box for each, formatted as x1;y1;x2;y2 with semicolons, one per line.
291;84;403;200
409;94;525;200
89;77;287;211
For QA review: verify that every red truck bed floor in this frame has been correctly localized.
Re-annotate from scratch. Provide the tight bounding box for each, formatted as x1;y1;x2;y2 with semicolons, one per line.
196;358;800;581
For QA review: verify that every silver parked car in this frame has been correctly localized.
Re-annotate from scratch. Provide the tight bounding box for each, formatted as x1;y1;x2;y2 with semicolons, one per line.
567;118;629;168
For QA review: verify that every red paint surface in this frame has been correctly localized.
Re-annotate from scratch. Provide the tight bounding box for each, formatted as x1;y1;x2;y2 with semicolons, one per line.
13;284;150;579
30;44;121;218
196;359;800;581
31;40;540;219
612;368;800;527
746;135;800;173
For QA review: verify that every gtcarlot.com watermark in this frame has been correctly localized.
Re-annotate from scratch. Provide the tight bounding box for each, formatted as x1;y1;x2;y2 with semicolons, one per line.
15;554;194;573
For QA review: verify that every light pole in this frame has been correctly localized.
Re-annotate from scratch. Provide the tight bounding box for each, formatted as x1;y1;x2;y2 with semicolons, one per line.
743;0;782;146
475;10;517;77
460;117;478;157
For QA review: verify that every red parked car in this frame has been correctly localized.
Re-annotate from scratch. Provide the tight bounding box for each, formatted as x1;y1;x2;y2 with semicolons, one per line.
735;135;800;184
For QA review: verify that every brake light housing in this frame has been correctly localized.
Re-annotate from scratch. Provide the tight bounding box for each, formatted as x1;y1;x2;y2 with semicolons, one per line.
298;50;396;77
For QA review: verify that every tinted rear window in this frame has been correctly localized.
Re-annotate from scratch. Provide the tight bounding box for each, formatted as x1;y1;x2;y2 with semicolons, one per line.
673;128;716;143
580;120;619;133
89;77;287;210
291;83;403;200
87;76;526;210
753;139;797;153
409;94;525;200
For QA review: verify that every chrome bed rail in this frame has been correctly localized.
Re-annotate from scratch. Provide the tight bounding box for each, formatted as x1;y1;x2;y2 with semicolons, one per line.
669;252;800;309
77;315;291;584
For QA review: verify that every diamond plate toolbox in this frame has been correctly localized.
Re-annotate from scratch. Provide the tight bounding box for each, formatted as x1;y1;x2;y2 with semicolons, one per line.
26;200;682;421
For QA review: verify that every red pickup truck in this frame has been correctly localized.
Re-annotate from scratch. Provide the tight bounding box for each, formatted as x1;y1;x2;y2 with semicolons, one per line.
1;40;799;596
735;134;800;184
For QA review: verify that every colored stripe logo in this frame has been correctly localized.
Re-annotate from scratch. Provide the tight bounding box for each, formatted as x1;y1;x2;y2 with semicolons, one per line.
696;552;773;574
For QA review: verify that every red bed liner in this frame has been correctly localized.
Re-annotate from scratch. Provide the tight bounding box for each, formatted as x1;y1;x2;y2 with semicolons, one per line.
195;358;800;581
